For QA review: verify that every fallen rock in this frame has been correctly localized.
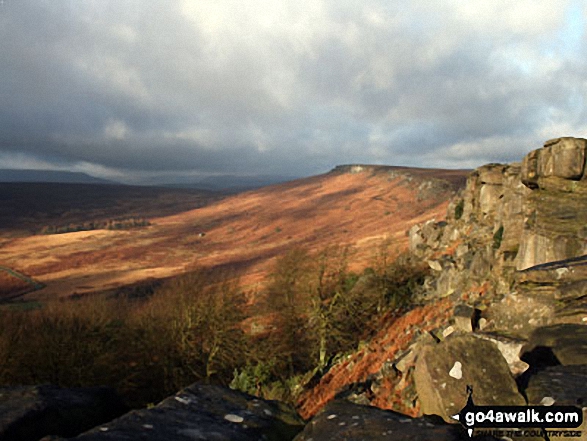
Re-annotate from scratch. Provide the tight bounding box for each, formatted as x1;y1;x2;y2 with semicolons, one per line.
414;334;525;422
0;385;127;441
61;383;304;441
292;399;497;441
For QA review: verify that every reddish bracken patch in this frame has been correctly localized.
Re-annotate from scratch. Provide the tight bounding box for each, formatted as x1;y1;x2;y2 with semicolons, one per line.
0;270;33;299
296;297;454;419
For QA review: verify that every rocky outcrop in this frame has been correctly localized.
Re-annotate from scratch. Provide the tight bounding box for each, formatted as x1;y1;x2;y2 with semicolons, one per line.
57;384;304;441
410;137;587;329
521;137;587;189
0;385;127;441
402;138;587;425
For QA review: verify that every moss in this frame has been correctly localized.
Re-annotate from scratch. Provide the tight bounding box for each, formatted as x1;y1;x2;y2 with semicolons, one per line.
454;199;464;220
493;225;504;250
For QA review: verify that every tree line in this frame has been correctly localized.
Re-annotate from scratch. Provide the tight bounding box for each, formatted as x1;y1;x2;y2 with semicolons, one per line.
40;218;151;235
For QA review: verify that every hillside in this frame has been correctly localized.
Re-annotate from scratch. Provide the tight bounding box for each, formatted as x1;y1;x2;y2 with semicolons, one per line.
0;165;467;300
0;183;225;236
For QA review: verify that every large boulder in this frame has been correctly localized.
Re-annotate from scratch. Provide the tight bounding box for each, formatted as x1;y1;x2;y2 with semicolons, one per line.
539;137;586;181
522;137;587;188
60;383;304;441
0;385;127;441
292;399;497;441
414;334;525;422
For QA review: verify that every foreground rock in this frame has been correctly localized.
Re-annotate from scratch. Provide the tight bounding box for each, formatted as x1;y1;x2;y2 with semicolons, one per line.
57;384;304;441
524;365;587;406
293;400;498;441
414;334;525;422
0;385;127;441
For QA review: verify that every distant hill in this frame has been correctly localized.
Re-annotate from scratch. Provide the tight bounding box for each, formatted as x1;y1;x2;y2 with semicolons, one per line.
0;169;117;185
0;183;225;234
163;174;299;192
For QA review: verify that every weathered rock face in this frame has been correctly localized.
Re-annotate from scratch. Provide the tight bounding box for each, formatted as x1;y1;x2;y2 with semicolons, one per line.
414;334;525;422
293;399;497;441
410;137;587;334
517;138;587;270
485;256;587;337
60;383;304;441
0;385;127;441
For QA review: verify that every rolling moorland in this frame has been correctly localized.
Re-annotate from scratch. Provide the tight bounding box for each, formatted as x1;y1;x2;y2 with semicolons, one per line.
3;139;587;441
0;165;466;301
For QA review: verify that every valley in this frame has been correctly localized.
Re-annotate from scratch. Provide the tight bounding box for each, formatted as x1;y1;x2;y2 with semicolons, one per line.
0;165;467;301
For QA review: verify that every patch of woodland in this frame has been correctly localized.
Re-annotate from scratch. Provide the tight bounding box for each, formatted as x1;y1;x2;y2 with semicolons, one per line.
40;218;151;235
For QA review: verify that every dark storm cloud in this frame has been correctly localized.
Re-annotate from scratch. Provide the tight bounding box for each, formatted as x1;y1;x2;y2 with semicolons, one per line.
1;0;586;182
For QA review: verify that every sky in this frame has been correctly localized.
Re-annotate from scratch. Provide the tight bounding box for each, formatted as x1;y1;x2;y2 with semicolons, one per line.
1;0;586;184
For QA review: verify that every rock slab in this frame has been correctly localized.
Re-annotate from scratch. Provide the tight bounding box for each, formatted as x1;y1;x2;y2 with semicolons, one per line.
60;383;304;441
0;385;127;441
293;399;498;441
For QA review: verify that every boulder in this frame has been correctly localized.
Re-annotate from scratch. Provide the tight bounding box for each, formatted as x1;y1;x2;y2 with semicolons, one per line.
292;399;497;441
61;383;304;441
539;137;586;181
522;138;587;189
0;385;127;441
483;288;556;338
414;334;525;422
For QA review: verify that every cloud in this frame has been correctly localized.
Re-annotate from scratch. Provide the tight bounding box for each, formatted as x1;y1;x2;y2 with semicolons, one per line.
1;0;586;182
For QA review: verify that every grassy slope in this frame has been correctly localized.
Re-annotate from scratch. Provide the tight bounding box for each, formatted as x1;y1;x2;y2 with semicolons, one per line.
0;167;468;300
